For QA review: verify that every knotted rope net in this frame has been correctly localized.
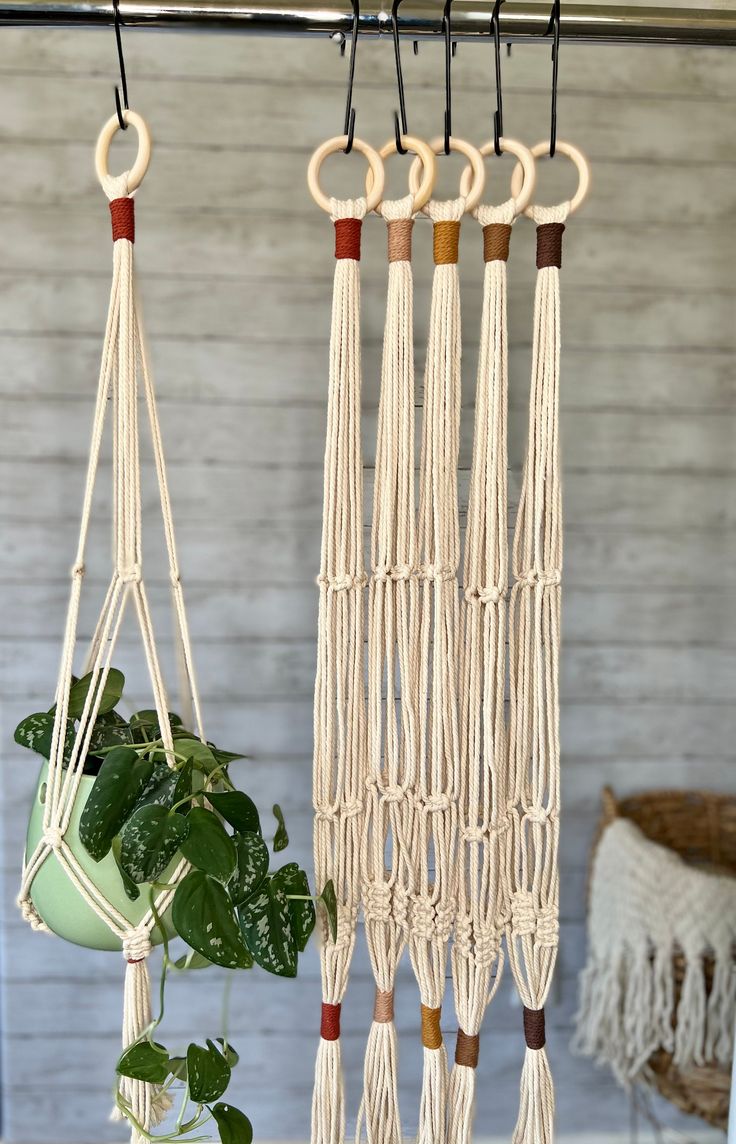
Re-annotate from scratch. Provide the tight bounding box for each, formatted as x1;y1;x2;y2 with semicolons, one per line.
17;111;203;1143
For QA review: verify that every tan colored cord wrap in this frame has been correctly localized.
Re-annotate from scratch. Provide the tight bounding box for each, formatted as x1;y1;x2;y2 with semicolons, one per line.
523;1006;547;1050
535;222;565;269
109;196;135;243
373;990;395;1024
387;218;414;263
482;222;511;263
433;220;460;264
455;1030;480;1069
421;1005;443;1050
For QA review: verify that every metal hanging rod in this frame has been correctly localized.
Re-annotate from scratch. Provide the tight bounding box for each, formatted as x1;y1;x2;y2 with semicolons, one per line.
0;0;734;45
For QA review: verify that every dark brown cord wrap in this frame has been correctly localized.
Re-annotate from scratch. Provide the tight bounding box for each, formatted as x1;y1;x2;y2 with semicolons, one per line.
373;989;395;1023
523;1006;546;1050
334;218;362;261
455;1029;480;1068
420;1004;443;1050
387;219;414;263
321;1002;342;1041
110;197;135;244
536;223;565;269
483;223;512;263
433;220;460;265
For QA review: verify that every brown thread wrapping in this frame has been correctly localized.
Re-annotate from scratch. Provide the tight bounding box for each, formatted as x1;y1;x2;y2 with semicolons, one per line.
420;1004;443;1050
433;220;460;265
523;1005;546;1050
321;1002;342;1041
334;218;362;261
387;218;414;263
455;1029;480;1068
109;197;135;244
373;989;395;1023
536;223;565;269
483;223;512;263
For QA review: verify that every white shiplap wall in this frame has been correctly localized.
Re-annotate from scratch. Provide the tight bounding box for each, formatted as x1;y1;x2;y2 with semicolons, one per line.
0;17;734;1144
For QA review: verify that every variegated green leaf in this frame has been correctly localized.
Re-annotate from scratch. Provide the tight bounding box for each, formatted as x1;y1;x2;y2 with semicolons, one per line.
79;747;154;861
238;880;297;978
172;871;252;969
119;805;189;885
230;831;269;906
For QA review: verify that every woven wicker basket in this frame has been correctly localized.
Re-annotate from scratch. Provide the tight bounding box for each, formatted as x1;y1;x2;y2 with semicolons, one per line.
598;785;736;1130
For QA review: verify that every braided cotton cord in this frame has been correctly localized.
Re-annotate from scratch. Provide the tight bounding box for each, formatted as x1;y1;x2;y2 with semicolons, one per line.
17;121;203;1143
506;202;569;1144
360;194;419;1144
449;198;516;1144
311;196;368;1144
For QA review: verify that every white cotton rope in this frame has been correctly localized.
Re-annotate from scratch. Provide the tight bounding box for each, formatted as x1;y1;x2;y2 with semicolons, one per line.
506;202;569;1144
17;123;204;1144
448;199;516;1144
311;198;369;1144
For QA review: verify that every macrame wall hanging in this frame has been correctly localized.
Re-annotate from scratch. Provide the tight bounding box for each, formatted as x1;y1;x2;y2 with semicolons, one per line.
18;112;204;1143
505;140;590;1144
306;137;385;1144
449;138;536;1144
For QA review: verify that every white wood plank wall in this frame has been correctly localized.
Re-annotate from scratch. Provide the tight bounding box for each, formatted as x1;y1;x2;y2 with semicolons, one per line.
0;12;733;1142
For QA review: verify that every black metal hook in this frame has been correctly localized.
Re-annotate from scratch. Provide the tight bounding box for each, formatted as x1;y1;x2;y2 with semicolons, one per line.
442;0;453;155
391;0;409;154
342;0;359;153
112;0;129;131
545;0;560;157
490;0;505;155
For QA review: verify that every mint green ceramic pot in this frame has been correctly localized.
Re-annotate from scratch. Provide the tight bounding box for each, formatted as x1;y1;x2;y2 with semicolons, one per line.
25;761;176;951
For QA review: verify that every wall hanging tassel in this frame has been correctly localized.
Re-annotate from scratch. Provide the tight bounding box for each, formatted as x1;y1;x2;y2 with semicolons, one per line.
505;141;590;1144
449;140;536;1144
307;138;385;1144
17;111;204;1144
360;138;436;1144
407;138;485;1144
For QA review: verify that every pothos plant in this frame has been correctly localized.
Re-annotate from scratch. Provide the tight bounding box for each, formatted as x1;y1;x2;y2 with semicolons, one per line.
15;668;336;1143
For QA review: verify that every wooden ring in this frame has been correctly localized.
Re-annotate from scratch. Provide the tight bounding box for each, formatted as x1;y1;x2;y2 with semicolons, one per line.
307;136;385;215
458;137;537;216
95;110;152;195
510;139;591;217
408;136;486;214
366;135;437;215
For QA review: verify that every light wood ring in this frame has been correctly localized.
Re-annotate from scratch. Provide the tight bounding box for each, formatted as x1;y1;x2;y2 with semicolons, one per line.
95;110;152;194
365;135;437;215
307;135;385;215
458;137;537;216
510;139;591;217
408;136;486;214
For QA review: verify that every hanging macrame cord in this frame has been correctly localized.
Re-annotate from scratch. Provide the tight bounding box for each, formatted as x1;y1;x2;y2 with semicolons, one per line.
307;137;385;1144
505;140;590;1144
18;111;204;1144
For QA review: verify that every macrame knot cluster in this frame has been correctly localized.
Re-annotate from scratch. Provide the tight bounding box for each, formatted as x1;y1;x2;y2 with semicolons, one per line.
518;568;561;589
123;928;152;963
411;895;454;941
373;563;415;583
423;793;451;814
510;891;538;937
17;895;50;932
392;884;410;931
523;803;554;825
42;825;64;850
422;564;455;584
120;562;143;584
381;783;407;805
464;584;503;606
363;880;393;923
461;825;484;844
317;571;368;592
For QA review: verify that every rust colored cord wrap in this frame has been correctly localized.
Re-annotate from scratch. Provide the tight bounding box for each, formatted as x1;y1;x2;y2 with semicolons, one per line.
523;1006;547;1050
373;989;395;1024
433;220;460;265
483;222;512;263
420;1004;443;1050
455;1029;480;1069
334;217;362;261
536;222;565;269
387;218;414;263
109;196;135;244
320;1002;342;1041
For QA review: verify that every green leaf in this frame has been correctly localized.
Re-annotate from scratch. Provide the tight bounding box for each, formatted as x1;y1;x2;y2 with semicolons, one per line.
230;831;269;907
179;807;236;882
215;1039;239;1068
88;710;132;755
112;835;140;901
238;880;297;978
271;863;315;952
320;879;338;943
79;747;154;861
67;668;125;719
186;1040;231;1104
207;791;260;835
168;1056;188;1081
120;805;189;885
210;1102;253;1144
132;761;180;813
173;758;195;813
176;738;219;774
210;748;247;766
14;712;74;763
172;871;252;969
272;804;289;852
117;1040;170;1084
130;709;185;743
173;950;212;971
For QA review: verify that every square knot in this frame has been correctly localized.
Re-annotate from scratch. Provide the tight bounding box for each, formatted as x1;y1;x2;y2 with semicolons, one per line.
536;908;559;947
454;913;474;955
434;902;455;941
523;804;552;826
314;803;337;823
409;895;436;939
473;925;501;968
317;572;368;592
461;826;484;844
422;564;455;584
120;563;142;584
122;929;152;963
423;794;451;814
372;565;391;583
381;784;407;805
464;585;503;605
518;568;561;589
43;826;64;850
392;885;410;929
510;891;537;937
363;881;393;922
342;798;363;819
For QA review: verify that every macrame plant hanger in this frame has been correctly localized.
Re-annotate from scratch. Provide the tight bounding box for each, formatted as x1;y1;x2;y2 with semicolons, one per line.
359;134;435;1144
449;136;536;1144
505;139;590;1144
17;111;204;1144
306;135;385;1144
406;135;485;1144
